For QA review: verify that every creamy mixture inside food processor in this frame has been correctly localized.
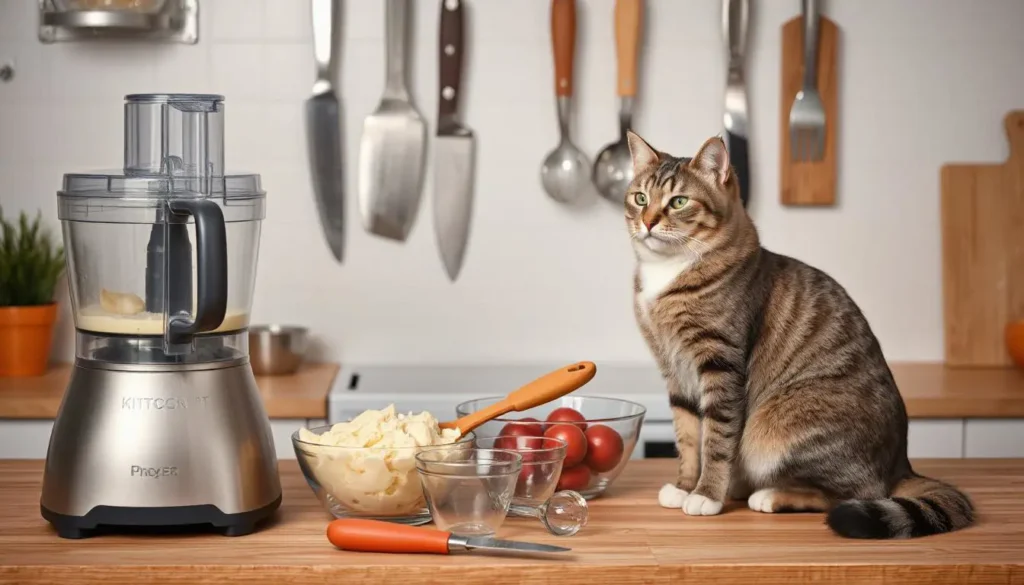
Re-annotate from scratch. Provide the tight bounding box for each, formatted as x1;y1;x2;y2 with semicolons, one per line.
76;288;249;335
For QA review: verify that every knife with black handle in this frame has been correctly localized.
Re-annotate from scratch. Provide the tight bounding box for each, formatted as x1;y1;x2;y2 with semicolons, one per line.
722;0;750;208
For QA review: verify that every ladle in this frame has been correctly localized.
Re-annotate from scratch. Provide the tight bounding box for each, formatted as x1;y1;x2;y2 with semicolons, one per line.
593;0;643;203
540;0;592;205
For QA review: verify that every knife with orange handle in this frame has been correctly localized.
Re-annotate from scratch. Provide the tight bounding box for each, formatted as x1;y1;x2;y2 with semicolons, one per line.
326;519;571;555
439;361;597;436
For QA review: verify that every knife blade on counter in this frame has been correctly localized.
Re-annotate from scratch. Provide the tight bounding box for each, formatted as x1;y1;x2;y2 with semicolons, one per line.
433;0;476;281
326;518;572;556
305;0;346;262
722;0;750;209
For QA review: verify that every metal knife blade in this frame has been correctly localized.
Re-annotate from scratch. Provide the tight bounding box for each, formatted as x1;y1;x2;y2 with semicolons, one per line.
357;0;427;242
722;0;750;208
458;536;571;554
306;0;345;262
434;135;474;280
433;0;475;280
306;93;345;261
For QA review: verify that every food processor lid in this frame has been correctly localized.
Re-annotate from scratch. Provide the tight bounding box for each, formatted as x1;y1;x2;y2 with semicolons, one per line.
58;93;265;202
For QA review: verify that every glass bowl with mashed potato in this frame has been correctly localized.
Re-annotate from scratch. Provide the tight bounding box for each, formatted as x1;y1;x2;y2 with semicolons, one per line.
292;404;477;525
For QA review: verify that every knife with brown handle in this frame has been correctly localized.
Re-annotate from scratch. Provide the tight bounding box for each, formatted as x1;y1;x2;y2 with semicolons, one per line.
433;0;476;281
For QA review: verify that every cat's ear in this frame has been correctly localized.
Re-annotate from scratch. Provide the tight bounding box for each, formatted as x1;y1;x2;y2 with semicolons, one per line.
691;135;730;186
626;130;661;175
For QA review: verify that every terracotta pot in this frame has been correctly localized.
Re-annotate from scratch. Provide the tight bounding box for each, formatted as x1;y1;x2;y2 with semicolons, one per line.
0;303;58;377
1006;320;1024;369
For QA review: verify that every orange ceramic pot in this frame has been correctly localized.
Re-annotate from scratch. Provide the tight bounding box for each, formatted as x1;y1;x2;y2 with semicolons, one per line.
1006;320;1024;369
0;303;58;377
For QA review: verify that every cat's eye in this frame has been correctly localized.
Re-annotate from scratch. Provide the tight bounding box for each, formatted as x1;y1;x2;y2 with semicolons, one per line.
634;193;648;206
669;196;689;210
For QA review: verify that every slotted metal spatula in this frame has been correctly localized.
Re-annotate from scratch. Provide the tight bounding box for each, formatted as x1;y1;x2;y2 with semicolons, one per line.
357;0;427;241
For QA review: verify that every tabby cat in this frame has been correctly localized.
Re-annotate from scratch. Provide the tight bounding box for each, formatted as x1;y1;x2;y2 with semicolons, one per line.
624;131;974;539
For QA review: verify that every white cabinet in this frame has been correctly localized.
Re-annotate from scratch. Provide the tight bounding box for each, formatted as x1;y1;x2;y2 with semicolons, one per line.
270;418;325;460
964;419;1024;457
0;420;55;459
907;419;964;458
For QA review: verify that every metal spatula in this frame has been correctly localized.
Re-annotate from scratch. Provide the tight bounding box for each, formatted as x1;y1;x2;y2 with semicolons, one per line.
357;0;427;241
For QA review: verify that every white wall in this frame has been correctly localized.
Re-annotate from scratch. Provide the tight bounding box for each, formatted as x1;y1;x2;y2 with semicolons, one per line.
1;0;1023;366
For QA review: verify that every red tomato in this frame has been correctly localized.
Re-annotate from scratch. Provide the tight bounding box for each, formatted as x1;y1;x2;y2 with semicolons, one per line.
545;407;588;431
556;464;592;491
544;423;587;467
584;424;624;473
495;419;545;449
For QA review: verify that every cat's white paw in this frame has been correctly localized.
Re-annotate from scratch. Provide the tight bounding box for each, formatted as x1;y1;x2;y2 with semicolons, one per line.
747;488;776;513
681;493;723;516
658;483;688;509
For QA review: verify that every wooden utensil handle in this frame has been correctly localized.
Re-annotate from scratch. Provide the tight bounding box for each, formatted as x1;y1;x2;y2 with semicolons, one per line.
551;0;576;97
1005;111;1024;161
615;0;642;97
438;0;464;122
505;361;596;411
326;519;451;554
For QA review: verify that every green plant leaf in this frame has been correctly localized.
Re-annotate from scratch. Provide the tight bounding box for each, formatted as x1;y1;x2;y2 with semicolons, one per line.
0;207;66;307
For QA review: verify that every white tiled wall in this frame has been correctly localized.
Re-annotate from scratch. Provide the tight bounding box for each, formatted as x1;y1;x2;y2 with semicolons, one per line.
2;0;1024;367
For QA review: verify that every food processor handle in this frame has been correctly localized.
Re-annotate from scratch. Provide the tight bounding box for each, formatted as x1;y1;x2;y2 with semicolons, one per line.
166;199;228;344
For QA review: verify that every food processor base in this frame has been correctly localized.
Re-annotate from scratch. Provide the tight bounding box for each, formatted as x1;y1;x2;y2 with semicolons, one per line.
40;360;283;540
41;496;282;539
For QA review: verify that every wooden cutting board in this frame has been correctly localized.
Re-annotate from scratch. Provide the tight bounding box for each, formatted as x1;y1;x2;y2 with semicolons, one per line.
941;111;1024;367
779;15;840;206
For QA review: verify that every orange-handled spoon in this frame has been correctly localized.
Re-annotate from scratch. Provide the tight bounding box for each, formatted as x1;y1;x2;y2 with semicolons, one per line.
439;361;597;436
326;518;570;555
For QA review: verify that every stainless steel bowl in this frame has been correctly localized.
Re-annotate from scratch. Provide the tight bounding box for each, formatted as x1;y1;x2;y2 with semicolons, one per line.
248;325;308;376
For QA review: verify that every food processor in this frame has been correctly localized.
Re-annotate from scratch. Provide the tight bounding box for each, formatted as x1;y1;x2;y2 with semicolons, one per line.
40;93;281;539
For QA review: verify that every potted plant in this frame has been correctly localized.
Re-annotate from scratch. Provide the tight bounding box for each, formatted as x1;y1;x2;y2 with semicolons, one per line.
0;208;66;377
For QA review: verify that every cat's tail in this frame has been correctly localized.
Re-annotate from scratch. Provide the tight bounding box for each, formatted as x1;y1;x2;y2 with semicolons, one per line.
824;472;975;539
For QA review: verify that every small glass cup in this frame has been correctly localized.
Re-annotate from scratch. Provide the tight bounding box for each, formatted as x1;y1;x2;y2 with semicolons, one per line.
415;448;522;537
473;436;566;506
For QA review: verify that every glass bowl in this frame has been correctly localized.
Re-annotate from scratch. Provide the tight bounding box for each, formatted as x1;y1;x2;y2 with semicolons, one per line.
292;424;476;525
454;396;646;499
415;448;522;537
473;436;566;506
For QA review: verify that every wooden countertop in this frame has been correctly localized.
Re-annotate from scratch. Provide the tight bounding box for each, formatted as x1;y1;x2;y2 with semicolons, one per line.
0;362;339;420
2;361;1023;420
0;459;1020;584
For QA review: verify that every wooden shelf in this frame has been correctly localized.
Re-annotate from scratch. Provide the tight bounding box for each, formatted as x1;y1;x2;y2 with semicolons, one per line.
890;362;1024;418
0;362;339;420
0;459;1020;583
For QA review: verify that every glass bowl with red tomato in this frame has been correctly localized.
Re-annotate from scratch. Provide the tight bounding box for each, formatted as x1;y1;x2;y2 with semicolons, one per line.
454;397;646;499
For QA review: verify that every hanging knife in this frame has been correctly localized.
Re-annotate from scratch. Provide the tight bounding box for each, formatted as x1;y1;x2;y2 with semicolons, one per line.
722;0;750;208
433;0;476;281
326;518;571;555
305;0;345;262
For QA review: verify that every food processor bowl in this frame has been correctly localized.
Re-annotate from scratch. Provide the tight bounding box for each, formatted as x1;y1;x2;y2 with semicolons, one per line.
57;93;265;362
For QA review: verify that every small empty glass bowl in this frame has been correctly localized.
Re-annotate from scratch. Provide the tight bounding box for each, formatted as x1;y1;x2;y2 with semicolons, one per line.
473;436;566;505
292;424;476;525
415;448;522;537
